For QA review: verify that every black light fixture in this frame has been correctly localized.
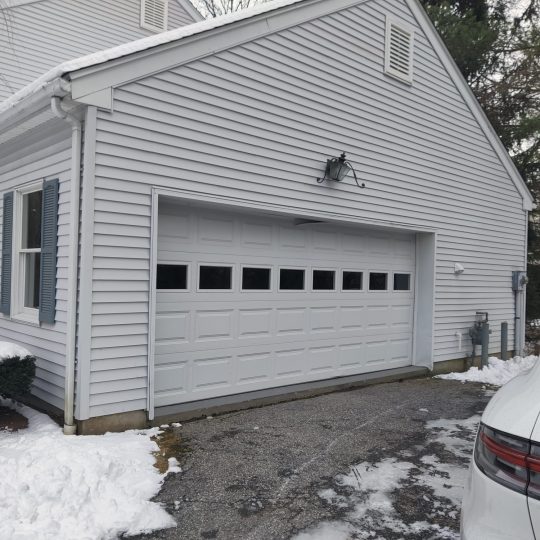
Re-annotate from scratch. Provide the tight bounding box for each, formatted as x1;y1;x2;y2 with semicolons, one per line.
317;152;365;188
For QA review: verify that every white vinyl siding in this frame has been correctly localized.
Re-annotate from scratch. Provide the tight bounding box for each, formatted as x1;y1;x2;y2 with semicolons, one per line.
0;0;198;101
0;117;71;409
82;0;526;417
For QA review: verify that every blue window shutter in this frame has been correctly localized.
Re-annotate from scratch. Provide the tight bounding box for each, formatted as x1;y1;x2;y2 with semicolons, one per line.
39;178;59;324
0;192;14;315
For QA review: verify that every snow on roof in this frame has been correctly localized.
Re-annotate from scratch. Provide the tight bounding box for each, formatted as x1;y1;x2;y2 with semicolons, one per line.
0;0;305;115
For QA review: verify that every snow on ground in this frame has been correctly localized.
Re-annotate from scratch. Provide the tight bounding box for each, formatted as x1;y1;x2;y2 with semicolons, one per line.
294;415;481;540
437;355;538;386
0;400;177;540
0;341;32;362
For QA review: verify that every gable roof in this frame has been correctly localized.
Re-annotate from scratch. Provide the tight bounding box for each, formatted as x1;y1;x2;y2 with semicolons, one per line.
0;0;534;210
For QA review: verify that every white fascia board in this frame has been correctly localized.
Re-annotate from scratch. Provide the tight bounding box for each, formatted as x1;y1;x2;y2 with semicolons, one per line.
407;0;534;211
0;79;69;138
68;0;371;100
176;0;204;22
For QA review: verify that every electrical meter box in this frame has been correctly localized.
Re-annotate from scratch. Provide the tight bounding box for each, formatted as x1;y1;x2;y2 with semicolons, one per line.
512;271;528;292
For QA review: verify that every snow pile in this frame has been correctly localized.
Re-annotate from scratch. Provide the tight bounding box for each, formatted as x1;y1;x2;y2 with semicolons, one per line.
0;401;177;539
437;355;538;386
0;341;32;363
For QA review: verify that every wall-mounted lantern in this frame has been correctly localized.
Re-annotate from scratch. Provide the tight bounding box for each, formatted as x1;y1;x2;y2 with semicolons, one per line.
317;152;365;188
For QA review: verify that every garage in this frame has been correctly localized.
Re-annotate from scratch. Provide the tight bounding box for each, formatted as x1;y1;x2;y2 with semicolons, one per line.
153;200;416;408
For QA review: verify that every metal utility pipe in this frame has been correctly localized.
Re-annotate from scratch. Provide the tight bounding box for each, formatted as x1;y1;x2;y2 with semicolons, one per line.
481;323;490;369
51;96;81;435
501;322;508;361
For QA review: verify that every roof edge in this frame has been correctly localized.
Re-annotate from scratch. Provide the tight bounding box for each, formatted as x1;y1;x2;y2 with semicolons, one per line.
407;0;534;211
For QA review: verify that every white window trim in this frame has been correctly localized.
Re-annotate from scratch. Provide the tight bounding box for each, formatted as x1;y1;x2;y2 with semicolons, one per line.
156;261;189;291
11;182;42;325
384;15;415;85
368;271;389;293
140;0;169;33
341;269;365;292
240;264;273;292
197;262;234;292
311;267;337;292
278;266;306;292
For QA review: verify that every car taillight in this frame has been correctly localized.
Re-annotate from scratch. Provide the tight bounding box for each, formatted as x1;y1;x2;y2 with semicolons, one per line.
475;424;540;501
528;443;540;500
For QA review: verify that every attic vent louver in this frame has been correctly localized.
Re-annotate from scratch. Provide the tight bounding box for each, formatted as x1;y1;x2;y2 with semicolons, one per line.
384;16;414;84
141;0;168;32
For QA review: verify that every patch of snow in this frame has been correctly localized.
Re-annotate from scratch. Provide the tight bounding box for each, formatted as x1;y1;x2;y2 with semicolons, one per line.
167;457;182;474
294;415;481;540
437;355;538;386
419;408;429;412
0;400;175;539
171;422;182;428
0;341;32;363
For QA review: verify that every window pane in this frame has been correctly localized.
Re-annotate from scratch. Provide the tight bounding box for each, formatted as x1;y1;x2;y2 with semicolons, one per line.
199;266;232;289
24;252;40;309
369;272;388;291
313;270;335;290
343;271;363;290
279;269;305;290
157;264;187;290
394;273;411;291
22;190;42;249
242;267;271;290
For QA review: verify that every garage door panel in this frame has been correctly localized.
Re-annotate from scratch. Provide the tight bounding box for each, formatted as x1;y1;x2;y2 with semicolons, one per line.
276;308;307;336
237;351;273;385
238;309;273;338
155;205;415;406
195;310;234;341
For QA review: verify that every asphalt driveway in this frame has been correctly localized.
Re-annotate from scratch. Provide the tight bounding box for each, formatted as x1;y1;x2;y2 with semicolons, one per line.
134;377;492;540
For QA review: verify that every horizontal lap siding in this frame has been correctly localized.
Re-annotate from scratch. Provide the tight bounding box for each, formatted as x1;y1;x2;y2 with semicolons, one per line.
90;0;526;416
0;119;71;409
0;0;197;101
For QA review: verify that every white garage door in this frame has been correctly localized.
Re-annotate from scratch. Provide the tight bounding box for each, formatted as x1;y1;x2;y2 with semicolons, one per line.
154;201;415;408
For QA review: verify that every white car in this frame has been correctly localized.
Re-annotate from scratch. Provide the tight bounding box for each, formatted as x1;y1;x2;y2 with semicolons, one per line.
461;360;540;539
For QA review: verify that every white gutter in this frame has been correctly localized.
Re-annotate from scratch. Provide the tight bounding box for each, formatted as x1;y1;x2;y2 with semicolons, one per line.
50;96;81;435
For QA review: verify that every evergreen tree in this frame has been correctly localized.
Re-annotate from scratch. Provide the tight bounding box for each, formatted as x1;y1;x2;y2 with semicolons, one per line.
422;0;540;319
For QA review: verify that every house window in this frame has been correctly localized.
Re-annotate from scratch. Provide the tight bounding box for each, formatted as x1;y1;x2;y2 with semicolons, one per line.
369;272;388;291
199;265;232;290
242;267;271;290
313;270;335;290
140;0;168;32
384;16;414;84
343;271;363;291
279;269;305;290
0;179;58;324
18;187;42;313
157;264;188;290
394;273;411;291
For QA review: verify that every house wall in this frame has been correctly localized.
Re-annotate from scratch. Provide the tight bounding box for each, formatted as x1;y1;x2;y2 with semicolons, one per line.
0;0;199;101
0;115;72;409
83;0;527;418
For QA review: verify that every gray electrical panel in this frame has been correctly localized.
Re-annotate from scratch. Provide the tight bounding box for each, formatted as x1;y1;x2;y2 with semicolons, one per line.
512;271;528;292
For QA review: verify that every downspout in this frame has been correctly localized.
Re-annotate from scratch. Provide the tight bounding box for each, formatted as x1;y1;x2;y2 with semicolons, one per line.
51;96;81;435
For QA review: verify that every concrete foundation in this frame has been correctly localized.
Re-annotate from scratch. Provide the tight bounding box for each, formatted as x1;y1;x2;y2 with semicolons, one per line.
23;352;512;434
76;410;148;435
